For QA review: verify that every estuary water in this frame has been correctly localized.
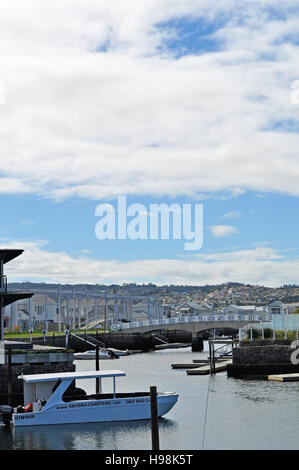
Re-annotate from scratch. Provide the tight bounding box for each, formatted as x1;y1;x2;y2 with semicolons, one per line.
1;342;299;450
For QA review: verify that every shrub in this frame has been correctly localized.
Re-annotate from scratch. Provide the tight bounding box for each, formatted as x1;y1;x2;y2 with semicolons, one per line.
244;328;260;339
263;328;273;338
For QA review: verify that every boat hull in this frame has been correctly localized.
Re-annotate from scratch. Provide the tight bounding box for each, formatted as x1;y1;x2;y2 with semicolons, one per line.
12;393;178;427
74;354;112;360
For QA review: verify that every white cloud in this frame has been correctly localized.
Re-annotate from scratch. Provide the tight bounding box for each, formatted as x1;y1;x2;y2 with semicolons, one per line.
20;220;34;225
0;2;298;201
209;225;239;237
220;211;242;220
2;239;298;287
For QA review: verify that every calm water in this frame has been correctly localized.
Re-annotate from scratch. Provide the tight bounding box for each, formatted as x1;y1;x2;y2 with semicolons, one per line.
1;342;299;450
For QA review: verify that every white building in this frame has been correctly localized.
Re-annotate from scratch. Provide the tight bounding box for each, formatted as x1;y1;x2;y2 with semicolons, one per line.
132;300;162;321
267;300;299;315
223;304;267;317
4;294;57;331
178;302;214;316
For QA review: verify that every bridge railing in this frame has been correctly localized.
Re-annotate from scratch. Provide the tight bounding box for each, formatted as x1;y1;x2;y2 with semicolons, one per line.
110;314;272;331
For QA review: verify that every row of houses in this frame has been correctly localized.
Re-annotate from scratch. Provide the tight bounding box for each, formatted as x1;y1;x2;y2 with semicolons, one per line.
3;294;164;331
176;300;299;317
4;295;299;331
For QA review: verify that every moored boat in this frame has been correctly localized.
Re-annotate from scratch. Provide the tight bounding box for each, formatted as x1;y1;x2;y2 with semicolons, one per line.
0;370;178;427
74;350;115;360
74;348;132;360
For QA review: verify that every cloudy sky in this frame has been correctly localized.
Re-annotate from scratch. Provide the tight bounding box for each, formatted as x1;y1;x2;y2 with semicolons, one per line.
1;0;299;286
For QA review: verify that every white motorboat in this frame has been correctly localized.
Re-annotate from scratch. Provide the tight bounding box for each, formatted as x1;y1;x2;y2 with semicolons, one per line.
74;348;132;360
108;348;132;356
74;350;114;360
0;370;178;427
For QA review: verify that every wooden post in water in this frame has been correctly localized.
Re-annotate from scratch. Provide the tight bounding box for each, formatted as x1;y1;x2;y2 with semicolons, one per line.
209;339;216;374
95;345;101;395
212;332;216;373
150;386;160;450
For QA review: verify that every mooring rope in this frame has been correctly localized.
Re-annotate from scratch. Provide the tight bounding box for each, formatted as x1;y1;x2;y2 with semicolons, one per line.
201;334;215;450
201;372;212;450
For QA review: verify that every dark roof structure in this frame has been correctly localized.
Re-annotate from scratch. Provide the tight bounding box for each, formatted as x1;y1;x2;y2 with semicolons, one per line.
1;292;33;307
0;249;33;340
0;249;24;264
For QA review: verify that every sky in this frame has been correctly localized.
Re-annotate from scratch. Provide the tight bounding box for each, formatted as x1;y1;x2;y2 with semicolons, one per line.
1;0;299;286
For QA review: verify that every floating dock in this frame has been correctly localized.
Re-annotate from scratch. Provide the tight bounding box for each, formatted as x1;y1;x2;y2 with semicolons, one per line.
268;373;299;382
212;340;237;344
171;358;227;369
193;358;228;363
186;360;232;375
155;343;191;351
172;363;202;369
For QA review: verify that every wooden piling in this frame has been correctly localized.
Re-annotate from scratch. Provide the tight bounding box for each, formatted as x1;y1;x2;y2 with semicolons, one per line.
95;345;100;394
150;386;160;450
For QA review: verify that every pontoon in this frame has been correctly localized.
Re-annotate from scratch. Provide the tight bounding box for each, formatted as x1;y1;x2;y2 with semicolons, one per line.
0;370;178;427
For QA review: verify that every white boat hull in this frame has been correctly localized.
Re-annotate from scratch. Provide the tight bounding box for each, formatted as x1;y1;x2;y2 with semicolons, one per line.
74;353;112;360
12;393;178;427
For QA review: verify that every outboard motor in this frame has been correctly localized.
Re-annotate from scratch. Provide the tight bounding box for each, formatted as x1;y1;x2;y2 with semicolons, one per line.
0;405;13;426
108;350;119;359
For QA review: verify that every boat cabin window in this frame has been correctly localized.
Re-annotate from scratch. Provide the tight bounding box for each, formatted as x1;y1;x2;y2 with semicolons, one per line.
62;380;87;401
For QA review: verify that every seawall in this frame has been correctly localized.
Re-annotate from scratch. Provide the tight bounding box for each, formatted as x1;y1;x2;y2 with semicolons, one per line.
0;345;75;406
227;341;299;378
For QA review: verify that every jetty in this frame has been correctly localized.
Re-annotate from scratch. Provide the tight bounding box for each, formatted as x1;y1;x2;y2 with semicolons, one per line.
155;342;191;351
171;358;228;369
268;373;299;382
171;358;232;375
186;359;232;375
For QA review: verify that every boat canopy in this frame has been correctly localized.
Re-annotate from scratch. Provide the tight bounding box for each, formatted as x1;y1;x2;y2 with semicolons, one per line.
18;370;126;383
18;370;127;406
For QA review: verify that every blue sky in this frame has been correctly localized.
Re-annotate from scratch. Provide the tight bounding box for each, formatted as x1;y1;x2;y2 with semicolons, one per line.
1;1;299;285
2;191;299;261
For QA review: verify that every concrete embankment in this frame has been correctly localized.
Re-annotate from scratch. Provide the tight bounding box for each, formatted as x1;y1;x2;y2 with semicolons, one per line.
9;330;194;353
10;333;156;352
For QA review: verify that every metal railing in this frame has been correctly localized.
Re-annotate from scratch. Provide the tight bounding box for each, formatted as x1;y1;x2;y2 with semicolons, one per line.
110;314;273;331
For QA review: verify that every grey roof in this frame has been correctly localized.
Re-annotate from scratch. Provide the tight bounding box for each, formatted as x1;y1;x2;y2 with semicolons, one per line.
268;301;284;307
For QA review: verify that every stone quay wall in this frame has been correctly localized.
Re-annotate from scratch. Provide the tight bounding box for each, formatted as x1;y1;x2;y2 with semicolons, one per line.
228;341;299;378
0;353;75;406
233;344;294;365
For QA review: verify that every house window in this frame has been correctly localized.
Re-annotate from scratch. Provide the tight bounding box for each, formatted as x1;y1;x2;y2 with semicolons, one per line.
271;308;281;315
37;306;43;315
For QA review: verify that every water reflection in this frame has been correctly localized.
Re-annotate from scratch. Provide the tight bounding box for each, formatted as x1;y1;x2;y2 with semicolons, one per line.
3;418;176;450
